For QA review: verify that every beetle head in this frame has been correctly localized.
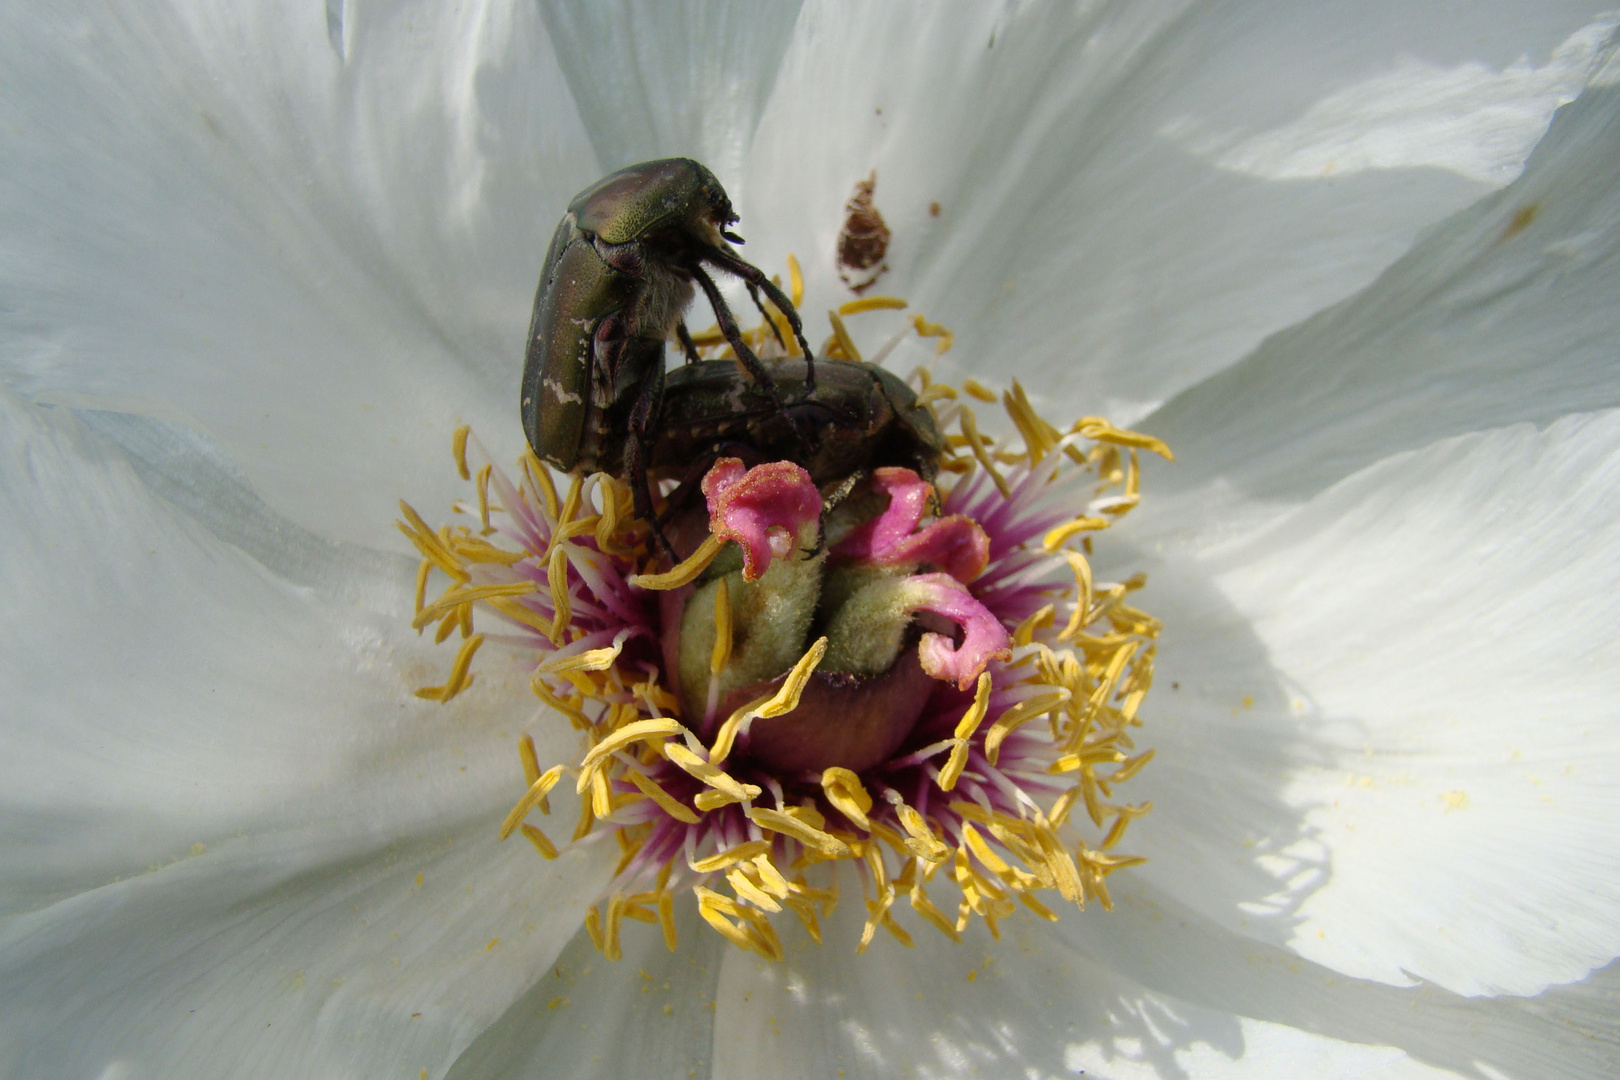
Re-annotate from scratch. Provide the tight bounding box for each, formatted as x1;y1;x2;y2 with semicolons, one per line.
571;158;737;249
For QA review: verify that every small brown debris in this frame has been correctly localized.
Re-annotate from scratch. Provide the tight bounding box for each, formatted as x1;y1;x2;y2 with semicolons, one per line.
929;202;941;218
837;171;891;295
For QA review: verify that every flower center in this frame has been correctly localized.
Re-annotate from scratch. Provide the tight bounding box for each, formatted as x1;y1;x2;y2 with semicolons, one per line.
401;271;1171;959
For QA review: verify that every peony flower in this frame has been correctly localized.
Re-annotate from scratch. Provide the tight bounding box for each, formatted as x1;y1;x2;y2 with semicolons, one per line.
3;2;1618;1077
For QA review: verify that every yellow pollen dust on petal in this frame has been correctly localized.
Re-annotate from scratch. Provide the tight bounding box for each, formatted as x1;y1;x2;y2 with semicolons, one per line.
413;633;484;701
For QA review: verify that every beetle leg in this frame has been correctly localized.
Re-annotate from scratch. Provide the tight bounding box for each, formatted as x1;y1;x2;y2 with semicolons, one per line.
675;321;702;365
689;264;812;457
625;363;677;563
699;244;816;390
744;283;788;352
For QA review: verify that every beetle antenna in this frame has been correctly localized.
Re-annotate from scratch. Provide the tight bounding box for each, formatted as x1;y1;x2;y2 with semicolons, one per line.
699;244;816;392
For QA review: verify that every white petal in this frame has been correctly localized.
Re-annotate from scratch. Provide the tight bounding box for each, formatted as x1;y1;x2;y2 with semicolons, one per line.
0;390;610;1070
444;907;724;1080
0;818;604;1079
703;882;1616;1080
1130;409;1620;997
1;0;592;547
1145;78;1620;505
533;0;806;178
741;2;1616;419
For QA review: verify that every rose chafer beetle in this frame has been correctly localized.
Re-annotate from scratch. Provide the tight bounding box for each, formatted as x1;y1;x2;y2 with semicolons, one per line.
648;355;944;488
520;158;815;543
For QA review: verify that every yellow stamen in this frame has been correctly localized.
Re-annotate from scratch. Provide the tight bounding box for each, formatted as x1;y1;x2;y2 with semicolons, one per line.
827;309;862;363
475;463;493;531
787;253;803;307
709;577;732;674
452;424;471;481
957;408;1010;498
412;582;535;631
520;823;558;859
518;734;540;785
486;595;555;638
911;314;954;356
575;718;684;788
626;771;701;825
663;743;761;804
499;764;566;839
628;534;727;590
961;378;997;403
413;633;484;701
546;544;572;644
748;806;850;857
820;767;873;831
690;841;771;874
709;637;827;763
837;295;908;315
983;688;1071;764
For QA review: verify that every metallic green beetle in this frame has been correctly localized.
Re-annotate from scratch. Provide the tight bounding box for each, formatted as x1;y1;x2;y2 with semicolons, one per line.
648;355;944;486
519;158;814;543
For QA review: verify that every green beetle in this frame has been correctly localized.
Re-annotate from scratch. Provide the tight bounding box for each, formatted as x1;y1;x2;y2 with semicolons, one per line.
519;158;814;543
648;355;944;486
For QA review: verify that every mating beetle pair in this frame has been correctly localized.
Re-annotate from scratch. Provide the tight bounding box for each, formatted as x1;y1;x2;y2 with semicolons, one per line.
520;158;942;553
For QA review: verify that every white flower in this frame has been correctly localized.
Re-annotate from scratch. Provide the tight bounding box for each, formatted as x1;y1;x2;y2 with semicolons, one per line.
3;2;1618;1077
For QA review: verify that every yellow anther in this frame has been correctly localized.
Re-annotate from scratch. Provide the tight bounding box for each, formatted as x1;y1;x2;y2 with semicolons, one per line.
414;633;485;702
1072;418;1174;460
397;501;470;583
411;581;535;631
911;314;955;356
520;823;558;859
820;768;873;831
709;577;732;675
726;867;783;912
486;595;555;638
837;295;908;315
984;688;1070;765
452;425;471;481
475;463;493;531
827;309;863;363
603;893;626;961
518;733;540;785
658;891;678;951
957;408;1010;499
575;718;684;785
689;841;771;874
628;534;727;590
961;378;996;403
525;452;561;520
1043;517;1110;551
748;806;850;857
627;770;701;825
709;636;827;764
663;743;761;804
787;253;804;307
413;559;430;616
546;544;572;644
1012;604;1055;648
1057;553;1095;641
499;764;566;839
